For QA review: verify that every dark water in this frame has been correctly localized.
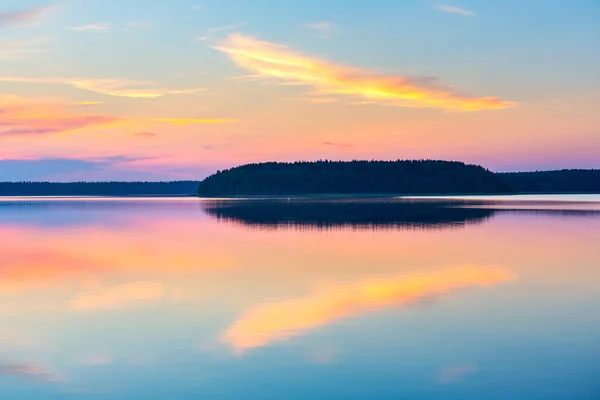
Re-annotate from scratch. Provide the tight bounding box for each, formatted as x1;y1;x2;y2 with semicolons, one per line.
0;196;599;399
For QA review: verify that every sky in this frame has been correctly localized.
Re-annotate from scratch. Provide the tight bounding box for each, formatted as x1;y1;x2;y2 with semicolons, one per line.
0;0;599;181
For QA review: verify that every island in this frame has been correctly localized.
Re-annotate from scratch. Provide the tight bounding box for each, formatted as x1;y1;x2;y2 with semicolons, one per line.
500;169;600;194
197;160;514;196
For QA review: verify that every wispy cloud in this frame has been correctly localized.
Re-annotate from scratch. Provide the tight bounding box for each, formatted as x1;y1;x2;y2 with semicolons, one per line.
222;266;514;351
209;22;247;34
127;20;153;28
0;38;51;60
71;281;164;311
0;95;117;137
153;118;235;125
317;141;356;149
305;21;336;38
0;2;61;29
131;131;157;139
195;22;247;43
76;101;103;106
193;5;202;11
0;76;207;98
214;34;515;111
70;22;110;32
0;95;234;138
434;3;475;16
0;359;60;382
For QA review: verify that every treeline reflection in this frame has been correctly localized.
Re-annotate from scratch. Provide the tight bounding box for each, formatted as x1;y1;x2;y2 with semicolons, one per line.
201;198;495;230
201;198;600;230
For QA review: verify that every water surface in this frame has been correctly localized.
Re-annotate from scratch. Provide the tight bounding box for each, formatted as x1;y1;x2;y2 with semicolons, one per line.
0;196;599;399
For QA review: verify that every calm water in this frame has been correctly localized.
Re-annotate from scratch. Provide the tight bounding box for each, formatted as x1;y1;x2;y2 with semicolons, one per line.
0;196;599;399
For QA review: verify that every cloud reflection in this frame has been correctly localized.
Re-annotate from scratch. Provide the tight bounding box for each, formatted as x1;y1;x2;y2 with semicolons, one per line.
0;358;59;382
223;266;514;351
70;281;164;311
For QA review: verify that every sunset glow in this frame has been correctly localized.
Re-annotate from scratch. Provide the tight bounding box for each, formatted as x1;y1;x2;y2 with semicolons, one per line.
0;1;598;180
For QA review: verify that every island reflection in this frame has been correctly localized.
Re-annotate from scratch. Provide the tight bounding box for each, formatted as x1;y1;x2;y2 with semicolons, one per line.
201;198;496;230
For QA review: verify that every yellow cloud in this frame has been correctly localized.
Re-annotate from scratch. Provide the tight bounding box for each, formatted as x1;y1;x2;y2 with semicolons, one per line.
215;34;516;111
222;265;514;351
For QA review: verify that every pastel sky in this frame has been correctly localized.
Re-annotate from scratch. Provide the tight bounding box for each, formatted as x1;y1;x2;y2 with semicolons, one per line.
1;0;599;181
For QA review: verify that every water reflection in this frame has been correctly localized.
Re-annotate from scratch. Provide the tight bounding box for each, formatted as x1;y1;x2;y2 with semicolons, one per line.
223;265;514;352
201;198;495;230
202;197;600;230
0;197;598;399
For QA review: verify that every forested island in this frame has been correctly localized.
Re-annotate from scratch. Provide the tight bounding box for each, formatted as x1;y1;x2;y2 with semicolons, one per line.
197;160;514;196
500;169;600;193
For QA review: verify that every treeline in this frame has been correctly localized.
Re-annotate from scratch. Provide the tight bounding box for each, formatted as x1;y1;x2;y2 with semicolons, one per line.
0;181;200;196
500;170;600;193
197;160;514;196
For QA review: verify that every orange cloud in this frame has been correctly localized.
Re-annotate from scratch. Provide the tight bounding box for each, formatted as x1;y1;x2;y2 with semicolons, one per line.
215;34;516;111
0;95;117;137
0;95;234;138
70;281;164;311
222;266;514;351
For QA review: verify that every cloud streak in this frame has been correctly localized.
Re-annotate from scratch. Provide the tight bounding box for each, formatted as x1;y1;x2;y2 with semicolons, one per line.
0;38;50;60
0;359;59;382
0;76;207;98
434;4;475;16
305;22;336;38
0;95;117;137
222;265;514;351
215;34;514;111
0;95;235;138
70;281;164;311
0;2;61;29
70;23;110;32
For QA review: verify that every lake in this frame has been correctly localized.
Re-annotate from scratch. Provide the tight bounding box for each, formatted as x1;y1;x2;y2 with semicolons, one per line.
0;195;599;399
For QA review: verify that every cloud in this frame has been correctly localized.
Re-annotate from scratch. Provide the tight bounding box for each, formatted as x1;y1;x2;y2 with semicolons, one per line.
0;95;117;137
434;3;475;16
0;76;207;98
208;22;247;34
215;34;515;111
193;5;202;11
0;38;51;60
195;22;247;43
317;141;356;149
0;95;233;138
131;131;157;138
70;281;164;311
305;22;336;38
70;23;110;32
0;359;59;382
0;2;61;29
153;118;235;125
222;266;514;352
127;20;153;28
76;101;103;106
